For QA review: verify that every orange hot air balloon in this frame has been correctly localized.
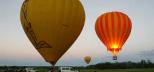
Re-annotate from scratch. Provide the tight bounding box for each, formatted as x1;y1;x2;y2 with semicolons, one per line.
84;56;91;64
95;12;132;60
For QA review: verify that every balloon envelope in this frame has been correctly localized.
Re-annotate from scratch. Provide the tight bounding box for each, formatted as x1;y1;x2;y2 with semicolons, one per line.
95;12;132;60
84;56;91;64
20;0;85;65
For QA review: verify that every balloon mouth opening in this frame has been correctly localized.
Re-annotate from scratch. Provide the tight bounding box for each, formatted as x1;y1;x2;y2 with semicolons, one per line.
47;61;56;66
108;48;120;55
108;47;121;60
111;44;119;49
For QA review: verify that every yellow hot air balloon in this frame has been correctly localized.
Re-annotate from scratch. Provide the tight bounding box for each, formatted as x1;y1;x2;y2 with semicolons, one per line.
20;0;85;67
84;56;91;64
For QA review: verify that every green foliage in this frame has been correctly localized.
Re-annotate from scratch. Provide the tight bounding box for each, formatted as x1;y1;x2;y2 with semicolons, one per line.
85;60;154;69
0;60;154;72
79;69;154;72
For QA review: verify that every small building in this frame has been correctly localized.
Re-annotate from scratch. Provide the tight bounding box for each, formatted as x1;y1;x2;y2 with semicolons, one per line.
25;68;37;72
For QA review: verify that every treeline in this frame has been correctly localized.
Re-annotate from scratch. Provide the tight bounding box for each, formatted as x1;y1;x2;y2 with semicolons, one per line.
0;60;154;70
85;60;154;69
0;66;51;72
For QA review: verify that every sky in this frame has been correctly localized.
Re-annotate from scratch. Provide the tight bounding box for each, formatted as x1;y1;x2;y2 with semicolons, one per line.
0;0;154;66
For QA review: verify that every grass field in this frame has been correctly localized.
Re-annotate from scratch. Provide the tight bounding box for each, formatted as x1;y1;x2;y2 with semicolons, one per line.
1;68;154;72
79;68;154;72
36;68;154;72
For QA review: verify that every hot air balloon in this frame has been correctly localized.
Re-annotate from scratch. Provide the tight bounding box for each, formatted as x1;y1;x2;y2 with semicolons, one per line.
95;12;132;60
20;0;85;71
84;56;91;64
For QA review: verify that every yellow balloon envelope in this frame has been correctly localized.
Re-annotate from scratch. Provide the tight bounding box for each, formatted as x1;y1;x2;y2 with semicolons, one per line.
84;56;91;64
20;0;85;65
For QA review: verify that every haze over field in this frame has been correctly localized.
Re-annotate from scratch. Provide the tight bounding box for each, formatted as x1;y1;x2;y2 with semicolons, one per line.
0;0;154;66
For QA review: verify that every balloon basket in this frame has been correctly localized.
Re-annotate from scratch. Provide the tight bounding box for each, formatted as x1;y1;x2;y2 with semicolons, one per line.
113;56;117;60
50;66;55;72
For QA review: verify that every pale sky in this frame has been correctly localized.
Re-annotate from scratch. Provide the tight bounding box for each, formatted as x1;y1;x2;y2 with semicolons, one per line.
0;0;154;66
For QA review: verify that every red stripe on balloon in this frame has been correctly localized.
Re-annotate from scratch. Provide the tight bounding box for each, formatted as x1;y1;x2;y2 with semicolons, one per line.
116;12;121;48
98;16;106;46
111;12;115;46
104;14;111;48
100;16;109;47
121;14;127;49
95;19;101;41
121;16;131;47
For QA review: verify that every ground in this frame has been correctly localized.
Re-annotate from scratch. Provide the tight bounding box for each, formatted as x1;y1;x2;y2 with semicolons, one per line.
79;68;154;72
1;68;154;72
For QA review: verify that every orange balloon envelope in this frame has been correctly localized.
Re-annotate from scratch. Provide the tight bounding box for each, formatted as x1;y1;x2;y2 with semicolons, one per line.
95;12;132;60
84;56;91;64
